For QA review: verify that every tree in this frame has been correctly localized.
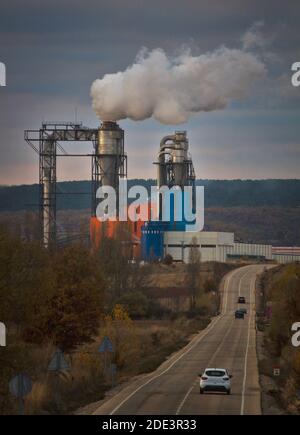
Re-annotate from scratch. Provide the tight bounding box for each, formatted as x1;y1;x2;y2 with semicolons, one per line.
117;291;149;318
96;228;131;302
0;227;51;328
25;244;105;352
203;278;216;293
95;226;148;308
186;237;202;311
268;264;300;354
163;254;173;265
103;305;139;369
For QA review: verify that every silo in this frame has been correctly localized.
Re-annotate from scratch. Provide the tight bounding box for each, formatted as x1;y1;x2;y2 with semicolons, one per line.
171;132;189;187
157;131;189;189
97;121;124;190
90;121;128;246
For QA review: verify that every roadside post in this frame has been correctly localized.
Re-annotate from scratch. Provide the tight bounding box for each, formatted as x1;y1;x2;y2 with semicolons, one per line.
9;373;33;415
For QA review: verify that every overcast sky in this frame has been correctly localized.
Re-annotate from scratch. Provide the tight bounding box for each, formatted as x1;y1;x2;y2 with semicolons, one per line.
0;0;299;185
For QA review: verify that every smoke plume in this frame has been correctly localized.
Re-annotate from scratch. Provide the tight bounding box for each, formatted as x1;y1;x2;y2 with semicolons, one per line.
91;45;266;125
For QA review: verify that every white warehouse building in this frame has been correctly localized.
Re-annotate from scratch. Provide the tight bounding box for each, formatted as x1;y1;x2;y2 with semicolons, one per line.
164;231;300;264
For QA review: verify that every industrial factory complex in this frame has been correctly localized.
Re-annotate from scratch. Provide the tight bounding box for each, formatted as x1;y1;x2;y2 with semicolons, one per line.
25;121;300;265
164;231;300;264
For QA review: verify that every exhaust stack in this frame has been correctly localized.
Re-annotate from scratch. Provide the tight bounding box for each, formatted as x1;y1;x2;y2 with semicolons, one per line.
92;121;127;217
156;131;196;223
157;131;190;188
97;121;125;190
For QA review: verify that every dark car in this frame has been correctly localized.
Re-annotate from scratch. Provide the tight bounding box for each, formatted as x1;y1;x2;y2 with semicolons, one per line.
235;310;245;319
238;296;246;304
239;308;247;315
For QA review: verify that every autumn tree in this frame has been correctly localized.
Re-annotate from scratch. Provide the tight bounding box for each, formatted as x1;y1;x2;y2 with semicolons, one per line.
0;227;52;328
24;244;105;352
117;290;149;318
186;237;202;311
96;228;131;302
95;224;147;308
102;305;139;369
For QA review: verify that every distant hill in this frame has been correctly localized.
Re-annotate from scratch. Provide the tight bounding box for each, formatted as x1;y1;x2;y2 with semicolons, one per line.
0;179;300;212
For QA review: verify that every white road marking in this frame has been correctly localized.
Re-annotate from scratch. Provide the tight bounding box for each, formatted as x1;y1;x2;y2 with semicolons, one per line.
238;269;246;297
175;317;235;415
109;314;222;415
238;265;252;297
175;382;197;415
240;274;256;415
176;268;252;415
108;267;242;415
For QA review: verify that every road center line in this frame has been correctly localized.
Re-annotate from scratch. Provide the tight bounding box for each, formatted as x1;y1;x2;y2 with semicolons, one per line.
175;318;235;415
108;267;243;415
175;268;252;415
240;274;256;416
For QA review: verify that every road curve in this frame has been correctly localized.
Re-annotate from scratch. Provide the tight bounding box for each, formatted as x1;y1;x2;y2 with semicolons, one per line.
94;265;269;415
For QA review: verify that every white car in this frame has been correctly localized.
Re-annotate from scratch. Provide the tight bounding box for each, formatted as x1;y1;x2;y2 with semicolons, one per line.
199;368;232;395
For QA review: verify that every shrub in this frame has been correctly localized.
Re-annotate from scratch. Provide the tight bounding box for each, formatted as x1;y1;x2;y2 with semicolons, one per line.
163;254;173;265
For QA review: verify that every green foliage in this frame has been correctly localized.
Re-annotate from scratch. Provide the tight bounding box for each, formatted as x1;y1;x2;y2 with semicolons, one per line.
205;206;300;246
0;228;52;326
163;254;173;265
25;244;104;352
95;235;131;302
0;338;35;414
261;264;300;413
203;278;216;293
0;227;105;352
117;291;149;318
102;305;139;370
2;179;300;212
186;237;202;310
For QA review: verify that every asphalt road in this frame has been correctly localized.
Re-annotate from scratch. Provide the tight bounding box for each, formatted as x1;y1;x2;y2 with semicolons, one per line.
94;265;269;416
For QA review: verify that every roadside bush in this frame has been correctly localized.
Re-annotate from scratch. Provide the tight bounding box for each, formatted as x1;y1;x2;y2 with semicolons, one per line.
163;254;173;265
117;291;149;318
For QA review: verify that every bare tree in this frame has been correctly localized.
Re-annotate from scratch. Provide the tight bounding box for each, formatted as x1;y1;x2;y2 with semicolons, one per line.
187;237;201;311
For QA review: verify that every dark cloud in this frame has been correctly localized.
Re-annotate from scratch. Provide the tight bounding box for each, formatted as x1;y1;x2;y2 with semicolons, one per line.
0;0;300;183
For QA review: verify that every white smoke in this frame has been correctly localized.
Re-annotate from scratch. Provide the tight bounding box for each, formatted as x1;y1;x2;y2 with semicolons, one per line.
241;21;266;51
91;44;266;124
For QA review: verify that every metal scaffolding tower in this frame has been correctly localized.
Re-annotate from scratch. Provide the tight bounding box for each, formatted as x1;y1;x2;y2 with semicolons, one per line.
25;122;124;248
25;121;127;248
